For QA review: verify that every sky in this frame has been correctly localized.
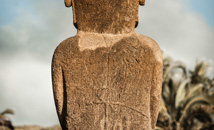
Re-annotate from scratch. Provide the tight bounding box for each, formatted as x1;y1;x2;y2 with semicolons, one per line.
0;0;214;126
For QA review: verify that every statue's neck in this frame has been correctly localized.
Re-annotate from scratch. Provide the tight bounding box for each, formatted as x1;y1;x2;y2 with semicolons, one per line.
77;30;136;51
77;30;136;36
76;22;136;34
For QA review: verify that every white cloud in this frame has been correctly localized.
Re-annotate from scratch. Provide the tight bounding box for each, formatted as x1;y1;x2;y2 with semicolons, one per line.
0;0;213;126
136;0;214;69
0;0;76;61
0;54;59;126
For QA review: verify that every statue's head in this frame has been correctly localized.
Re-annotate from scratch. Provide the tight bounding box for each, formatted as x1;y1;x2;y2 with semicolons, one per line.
64;0;145;34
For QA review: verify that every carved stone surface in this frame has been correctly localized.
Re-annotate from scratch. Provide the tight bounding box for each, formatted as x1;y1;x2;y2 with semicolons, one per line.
52;0;162;130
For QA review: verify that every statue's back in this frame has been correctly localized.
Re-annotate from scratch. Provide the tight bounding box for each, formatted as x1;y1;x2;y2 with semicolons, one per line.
52;32;162;130
52;0;162;129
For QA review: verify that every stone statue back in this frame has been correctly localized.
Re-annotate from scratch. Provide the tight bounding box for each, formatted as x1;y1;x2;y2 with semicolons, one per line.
52;0;162;130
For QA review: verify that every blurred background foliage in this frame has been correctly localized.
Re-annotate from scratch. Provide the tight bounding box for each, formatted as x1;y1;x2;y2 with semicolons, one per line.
156;53;214;130
0;53;214;130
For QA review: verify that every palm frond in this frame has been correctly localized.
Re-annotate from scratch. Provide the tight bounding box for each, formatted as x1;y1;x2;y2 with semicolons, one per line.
0;109;14;115
175;78;190;108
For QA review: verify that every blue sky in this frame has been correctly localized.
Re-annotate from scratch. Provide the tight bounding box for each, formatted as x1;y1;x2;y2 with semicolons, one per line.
0;0;35;26
0;0;213;126
0;0;214;27
185;0;214;27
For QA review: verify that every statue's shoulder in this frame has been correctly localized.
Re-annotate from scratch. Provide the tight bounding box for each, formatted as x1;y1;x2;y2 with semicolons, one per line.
53;35;80;56
52;35;81;65
136;33;162;63
55;35;79;52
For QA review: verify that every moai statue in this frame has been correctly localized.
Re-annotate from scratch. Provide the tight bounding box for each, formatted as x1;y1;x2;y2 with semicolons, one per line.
52;0;162;130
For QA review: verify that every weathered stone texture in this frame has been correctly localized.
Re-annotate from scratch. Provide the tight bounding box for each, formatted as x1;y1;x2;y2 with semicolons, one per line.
52;0;162;129
72;0;139;34
52;32;162;130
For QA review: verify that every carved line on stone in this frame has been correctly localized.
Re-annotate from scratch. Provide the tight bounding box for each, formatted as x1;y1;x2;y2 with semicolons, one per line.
103;33;109;89
92;100;149;120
